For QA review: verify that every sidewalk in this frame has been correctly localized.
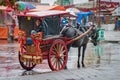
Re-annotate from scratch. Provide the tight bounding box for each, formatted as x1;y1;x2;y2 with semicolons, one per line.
104;30;120;42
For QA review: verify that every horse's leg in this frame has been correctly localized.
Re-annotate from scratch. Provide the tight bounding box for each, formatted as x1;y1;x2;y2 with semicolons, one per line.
82;44;87;67
77;46;81;68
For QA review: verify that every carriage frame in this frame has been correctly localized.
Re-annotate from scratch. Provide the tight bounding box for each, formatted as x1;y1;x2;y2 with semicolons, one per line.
17;10;93;71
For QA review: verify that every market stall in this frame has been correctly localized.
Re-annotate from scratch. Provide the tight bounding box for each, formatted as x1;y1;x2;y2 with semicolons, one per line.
0;6;13;39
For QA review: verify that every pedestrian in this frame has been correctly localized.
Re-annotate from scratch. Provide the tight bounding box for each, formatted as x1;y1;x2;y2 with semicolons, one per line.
114;17;118;31
8;20;16;43
117;17;120;31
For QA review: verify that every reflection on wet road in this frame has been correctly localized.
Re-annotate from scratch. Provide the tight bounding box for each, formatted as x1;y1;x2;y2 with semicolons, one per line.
0;40;120;78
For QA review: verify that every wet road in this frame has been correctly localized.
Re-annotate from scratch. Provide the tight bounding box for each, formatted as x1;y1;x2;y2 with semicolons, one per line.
0;40;51;77
0;40;120;79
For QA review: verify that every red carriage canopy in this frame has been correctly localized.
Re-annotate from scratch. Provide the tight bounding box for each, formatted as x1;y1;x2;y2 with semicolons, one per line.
17;10;69;17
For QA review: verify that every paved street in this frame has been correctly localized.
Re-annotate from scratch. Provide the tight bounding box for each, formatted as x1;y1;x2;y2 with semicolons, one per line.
0;39;120;80
0;0;120;79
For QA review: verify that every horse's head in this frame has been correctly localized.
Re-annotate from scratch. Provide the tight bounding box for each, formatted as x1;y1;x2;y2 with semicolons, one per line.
89;24;99;46
77;22;99;46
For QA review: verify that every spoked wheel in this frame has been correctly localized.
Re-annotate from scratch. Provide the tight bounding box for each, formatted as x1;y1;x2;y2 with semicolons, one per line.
48;39;68;71
18;51;36;71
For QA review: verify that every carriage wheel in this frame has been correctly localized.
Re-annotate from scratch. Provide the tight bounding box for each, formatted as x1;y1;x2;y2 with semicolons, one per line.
48;39;68;71
18;52;36;71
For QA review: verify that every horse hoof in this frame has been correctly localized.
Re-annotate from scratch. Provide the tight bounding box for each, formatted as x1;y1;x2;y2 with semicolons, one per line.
77;66;80;69
77;65;80;69
78;67;80;69
82;64;85;68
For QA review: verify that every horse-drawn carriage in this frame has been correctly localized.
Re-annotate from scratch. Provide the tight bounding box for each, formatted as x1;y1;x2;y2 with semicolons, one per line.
17;10;95;71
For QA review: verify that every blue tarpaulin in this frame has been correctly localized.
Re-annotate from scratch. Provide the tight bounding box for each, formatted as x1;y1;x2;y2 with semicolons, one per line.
77;12;93;24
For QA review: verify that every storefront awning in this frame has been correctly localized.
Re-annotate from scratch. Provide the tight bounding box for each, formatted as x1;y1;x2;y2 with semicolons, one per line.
0;6;13;12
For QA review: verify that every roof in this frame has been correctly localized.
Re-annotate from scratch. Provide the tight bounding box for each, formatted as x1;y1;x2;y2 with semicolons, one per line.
29;5;66;12
29;5;56;12
17;10;69;17
112;6;120;16
0;6;7;10
0;6;13;12
75;1;120;12
50;5;66;11
77;12;93;15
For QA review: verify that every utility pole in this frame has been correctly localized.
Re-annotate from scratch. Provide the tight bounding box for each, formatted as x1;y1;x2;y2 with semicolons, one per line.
97;0;101;28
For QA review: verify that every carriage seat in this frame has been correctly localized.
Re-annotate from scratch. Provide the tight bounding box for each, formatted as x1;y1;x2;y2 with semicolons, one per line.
43;35;60;40
26;35;61;45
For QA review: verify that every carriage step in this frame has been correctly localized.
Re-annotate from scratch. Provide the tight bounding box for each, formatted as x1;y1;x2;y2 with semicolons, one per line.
22;54;42;59
21;54;42;64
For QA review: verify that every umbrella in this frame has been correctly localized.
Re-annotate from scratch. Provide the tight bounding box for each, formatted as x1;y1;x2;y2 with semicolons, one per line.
66;8;80;16
66;8;80;14
15;1;36;11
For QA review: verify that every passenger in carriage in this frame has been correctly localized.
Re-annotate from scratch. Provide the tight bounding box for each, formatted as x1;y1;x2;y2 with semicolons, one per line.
31;19;46;36
26;19;46;45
